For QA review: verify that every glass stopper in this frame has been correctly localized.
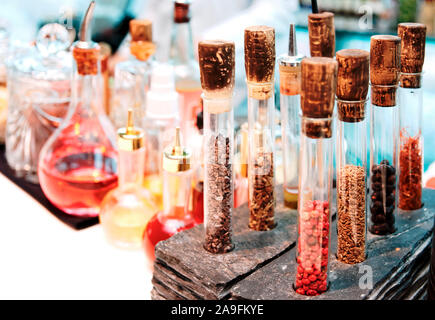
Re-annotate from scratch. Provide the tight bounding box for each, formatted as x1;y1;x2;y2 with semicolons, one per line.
36;23;70;57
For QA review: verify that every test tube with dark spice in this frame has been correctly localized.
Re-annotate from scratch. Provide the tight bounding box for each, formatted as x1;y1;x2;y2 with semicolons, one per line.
369;35;401;235
397;23;426;211
295;57;337;296
244;26;276;231
199;40;235;254
335;49;369;264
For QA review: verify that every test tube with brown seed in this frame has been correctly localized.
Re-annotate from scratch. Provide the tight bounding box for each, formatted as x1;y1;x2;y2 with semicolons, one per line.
244;26;276;231
335;49;369;264
199;40;235;253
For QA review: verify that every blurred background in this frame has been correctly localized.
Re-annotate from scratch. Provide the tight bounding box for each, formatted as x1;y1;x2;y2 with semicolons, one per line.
0;0;434;169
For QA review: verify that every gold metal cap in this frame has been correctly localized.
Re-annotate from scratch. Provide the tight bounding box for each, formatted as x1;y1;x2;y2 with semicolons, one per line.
117;109;145;151
163;127;191;173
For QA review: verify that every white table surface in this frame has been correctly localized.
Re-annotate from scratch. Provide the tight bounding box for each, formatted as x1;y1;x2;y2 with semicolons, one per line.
0;173;153;300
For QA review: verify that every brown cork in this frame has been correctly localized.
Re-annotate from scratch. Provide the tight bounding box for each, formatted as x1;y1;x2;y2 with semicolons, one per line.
308;12;335;58
336;49;369;122
370;35;401;107
244;26;275;84
174;1;190;23
398;23;426;88
73;45;100;76
198;40;235;96
129;19;152;42
301;57;337;138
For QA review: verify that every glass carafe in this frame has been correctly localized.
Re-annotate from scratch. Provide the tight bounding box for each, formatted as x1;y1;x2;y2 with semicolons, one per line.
38;2;118;217
6;23;72;183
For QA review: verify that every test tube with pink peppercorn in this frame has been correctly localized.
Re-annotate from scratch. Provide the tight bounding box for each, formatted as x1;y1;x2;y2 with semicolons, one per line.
295;57;337;296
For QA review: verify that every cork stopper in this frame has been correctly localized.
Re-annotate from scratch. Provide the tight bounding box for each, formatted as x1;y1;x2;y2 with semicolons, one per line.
370;35;401;107
308;12;335;58
174;1;191;23
398;23;426;88
198;40;235;96
73;45;100;76
336;49;369;122
301;57;337;138
130;19;152;42
244;26;275;99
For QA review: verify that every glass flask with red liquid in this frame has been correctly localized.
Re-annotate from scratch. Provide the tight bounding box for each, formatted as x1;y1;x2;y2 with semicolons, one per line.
143;127;195;262
38;2;118;217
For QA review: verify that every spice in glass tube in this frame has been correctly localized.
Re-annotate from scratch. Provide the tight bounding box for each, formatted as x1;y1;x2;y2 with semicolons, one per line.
399;130;422;210
249;152;275;231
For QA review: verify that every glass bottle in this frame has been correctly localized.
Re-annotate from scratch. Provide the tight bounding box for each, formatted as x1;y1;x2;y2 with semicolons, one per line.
0;25;9;144
6;23;72;183
142;63;179;210
335;49;369;265
199;40;235;254
169;0;202;144
244;26;276;231
192;108;204;224
99;110;158;249
397;23;426;211
369;35;401;235
279;24;304;210
38;2;118;217
111;19;155;129
295;57;337;296
234;122;249;208
143;127;195;262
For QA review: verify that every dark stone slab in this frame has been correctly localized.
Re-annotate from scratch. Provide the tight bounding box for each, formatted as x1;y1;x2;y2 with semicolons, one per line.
152;188;434;300
230;189;435;300
154;187;304;299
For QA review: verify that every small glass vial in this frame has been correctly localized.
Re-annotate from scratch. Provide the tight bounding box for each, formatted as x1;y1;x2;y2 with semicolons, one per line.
170;0;202;143
199;40;235;254
142;63;179;210
369;35;401;235
112;19;155;129
335;49;369;264
38;2;118;217
143;128;195;262
100;110;158;249
295;57;337;296
6;23;72;183
397;23;426;211
279;24;304;210
245;26;276;231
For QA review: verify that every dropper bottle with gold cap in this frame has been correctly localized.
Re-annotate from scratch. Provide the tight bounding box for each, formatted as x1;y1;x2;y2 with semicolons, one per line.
99;109;158;249
143;127;195;262
111;19;156;129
